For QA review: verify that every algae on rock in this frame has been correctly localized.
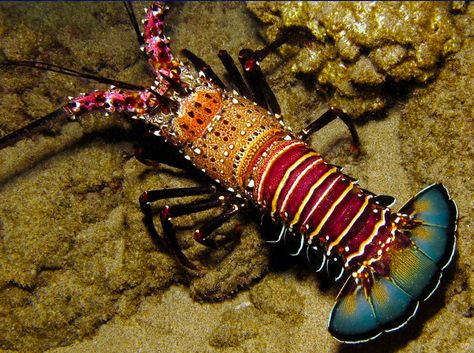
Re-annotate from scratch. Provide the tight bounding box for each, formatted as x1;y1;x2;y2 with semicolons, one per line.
248;1;465;117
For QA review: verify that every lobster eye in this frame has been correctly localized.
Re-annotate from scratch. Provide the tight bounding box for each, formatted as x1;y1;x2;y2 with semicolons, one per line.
306;243;326;272
284;231;304;256
326;255;345;282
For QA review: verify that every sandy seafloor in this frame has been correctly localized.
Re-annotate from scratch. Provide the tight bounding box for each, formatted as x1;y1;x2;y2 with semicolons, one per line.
0;2;472;353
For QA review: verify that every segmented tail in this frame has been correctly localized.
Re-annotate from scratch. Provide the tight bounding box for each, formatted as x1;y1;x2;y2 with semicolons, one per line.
329;184;457;343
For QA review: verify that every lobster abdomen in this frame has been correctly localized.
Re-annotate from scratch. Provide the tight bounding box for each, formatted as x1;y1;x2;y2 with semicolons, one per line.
248;135;395;272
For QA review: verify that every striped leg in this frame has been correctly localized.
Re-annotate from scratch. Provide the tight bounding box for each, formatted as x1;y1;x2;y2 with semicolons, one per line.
237;48;280;114
181;49;226;89
299;107;360;151
218;50;251;98
235;29;303;114
139;186;243;269
182;30;293;114
134;132;197;171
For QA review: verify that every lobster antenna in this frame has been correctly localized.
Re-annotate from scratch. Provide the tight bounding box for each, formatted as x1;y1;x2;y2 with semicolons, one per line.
0;107;70;150
123;1;149;64
1;60;145;91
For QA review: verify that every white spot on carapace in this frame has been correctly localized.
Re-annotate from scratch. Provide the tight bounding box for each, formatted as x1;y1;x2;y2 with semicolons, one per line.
223;151;229;157
227;187;235;193
345;246;350;252
232;98;239;104
184;155;191;161
284;135;292;141
247;179;255;188
229;144;234;150
240;130;246;136
194;148;201;155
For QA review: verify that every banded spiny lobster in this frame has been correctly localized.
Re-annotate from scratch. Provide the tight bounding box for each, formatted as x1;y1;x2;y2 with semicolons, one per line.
0;2;457;343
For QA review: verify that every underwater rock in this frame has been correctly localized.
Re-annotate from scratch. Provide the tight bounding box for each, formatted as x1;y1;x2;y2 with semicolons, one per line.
248;2;465;117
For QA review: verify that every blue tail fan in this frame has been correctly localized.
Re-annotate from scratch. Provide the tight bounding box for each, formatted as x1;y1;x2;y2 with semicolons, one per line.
397;183;457;269
329;273;420;342
328;184;457;343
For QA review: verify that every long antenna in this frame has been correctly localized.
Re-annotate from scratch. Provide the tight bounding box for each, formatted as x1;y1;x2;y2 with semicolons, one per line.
0;108;70;150
123;1;149;63
2;60;145;91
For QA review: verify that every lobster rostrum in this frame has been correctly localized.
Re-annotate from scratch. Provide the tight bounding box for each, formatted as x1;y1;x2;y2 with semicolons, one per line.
0;2;457;344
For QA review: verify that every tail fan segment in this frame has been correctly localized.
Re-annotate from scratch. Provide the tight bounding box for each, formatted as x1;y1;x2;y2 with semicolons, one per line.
328;184;457;343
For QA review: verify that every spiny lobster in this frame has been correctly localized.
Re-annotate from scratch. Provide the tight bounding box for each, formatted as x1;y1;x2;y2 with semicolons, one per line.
0;2;457;343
